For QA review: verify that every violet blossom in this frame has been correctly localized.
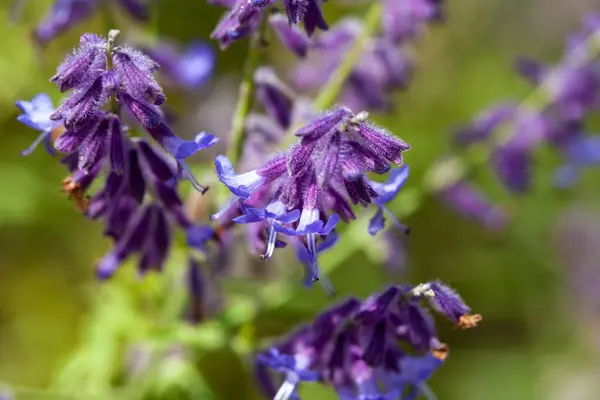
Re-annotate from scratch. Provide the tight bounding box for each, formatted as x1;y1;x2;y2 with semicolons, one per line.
143;40;215;90
293;19;413;112
34;0;151;45
209;0;319;51
17;31;217;278
213;105;410;292
256;282;481;400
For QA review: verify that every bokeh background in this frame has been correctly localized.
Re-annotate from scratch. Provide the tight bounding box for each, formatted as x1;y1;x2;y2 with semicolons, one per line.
1;0;600;399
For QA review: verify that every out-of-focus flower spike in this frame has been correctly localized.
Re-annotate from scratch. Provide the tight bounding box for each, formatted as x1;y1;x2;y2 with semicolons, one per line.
514;55;546;85
146;41;215;90
33;0;98;45
254;67;296;128
438;180;508;230
117;0;150;21
269;13;311;58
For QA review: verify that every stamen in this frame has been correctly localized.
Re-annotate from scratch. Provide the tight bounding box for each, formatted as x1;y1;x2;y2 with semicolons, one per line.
382;207;410;235
457;314;482;329
274;380;297;400
61;176;89;212
432;342;448;361
260;225;278;260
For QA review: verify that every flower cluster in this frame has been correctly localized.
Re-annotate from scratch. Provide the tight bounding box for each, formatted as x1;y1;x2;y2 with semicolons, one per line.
292;0;444;112
213;96;410;292
34;0;150;45
16;31;217;279
256;281;481;400
209;0;325;51
428;14;600;230
453;15;600;192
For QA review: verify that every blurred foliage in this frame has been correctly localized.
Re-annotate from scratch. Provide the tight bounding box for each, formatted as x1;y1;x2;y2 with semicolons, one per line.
1;0;600;399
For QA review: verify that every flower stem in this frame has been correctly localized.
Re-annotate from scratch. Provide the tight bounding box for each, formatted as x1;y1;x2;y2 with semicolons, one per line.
313;2;383;110
227;19;267;165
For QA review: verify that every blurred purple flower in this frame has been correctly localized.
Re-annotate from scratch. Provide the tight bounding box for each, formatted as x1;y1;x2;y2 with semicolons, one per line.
144;41;215;90
293;19;413;112
438;180;508;230
382;0;445;42
209;0;324;50
33;0;150;45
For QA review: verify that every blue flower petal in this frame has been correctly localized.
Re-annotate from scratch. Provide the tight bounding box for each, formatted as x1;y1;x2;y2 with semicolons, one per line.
214;155;264;199
368;207;386;235
370;166;409;205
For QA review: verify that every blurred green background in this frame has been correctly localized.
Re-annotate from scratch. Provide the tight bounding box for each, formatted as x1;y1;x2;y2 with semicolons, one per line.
1;0;600;399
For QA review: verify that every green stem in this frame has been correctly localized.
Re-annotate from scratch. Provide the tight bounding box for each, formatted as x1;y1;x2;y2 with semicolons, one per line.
313;3;383;110
227;21;266;165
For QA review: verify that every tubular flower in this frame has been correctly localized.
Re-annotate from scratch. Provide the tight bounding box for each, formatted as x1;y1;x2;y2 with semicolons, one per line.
256;282;480;400
213;107;410;292
33;0;151;45
209;0;318;51
17;31;217;278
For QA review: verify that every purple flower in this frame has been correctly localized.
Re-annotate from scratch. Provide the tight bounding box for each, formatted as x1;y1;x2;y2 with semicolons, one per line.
554;134;600;188
293;20;413;112
269;13;311;58
438;180;508;230
382;0;444;42
49;32;217;191
15;93;62;156
213;107;410;291
34;0;150;45
210;0;326;50
144;41;215;89
256;281;479;399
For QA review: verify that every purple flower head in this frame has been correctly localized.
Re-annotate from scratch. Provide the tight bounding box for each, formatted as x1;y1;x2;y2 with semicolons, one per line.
554;133;600;188
210;0;262;49
34;0;150;45
48;32;217;192
293;20;413;112
256;282;478;399
490;110;548;193
269;13;312;58
211;0;326;50
382;0;444;42
144;41;215;89
452;103;516;147
438;180;508;230
255;67;297;128
515;55;600;121
15;93;63;156
214;107;410;291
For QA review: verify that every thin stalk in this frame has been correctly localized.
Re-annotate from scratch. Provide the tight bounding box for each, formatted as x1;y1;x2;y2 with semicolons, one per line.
313;3;383;110
227;19;267;165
